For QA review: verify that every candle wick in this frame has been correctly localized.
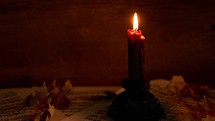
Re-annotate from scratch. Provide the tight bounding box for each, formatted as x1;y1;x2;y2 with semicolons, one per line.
134;28;138;31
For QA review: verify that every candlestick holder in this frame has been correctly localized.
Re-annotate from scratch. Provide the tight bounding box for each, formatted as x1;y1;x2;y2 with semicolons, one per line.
107;76;165;121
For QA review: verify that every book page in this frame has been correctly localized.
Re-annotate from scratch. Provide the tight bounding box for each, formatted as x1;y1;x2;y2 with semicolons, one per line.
0;86;119;121
61;100;113;121
0;89;34;121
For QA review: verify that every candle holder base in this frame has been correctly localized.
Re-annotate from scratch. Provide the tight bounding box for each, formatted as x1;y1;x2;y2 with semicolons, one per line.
107;78;165;121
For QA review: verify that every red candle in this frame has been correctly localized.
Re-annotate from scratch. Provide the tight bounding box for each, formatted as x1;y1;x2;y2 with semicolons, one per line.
128;13;145;82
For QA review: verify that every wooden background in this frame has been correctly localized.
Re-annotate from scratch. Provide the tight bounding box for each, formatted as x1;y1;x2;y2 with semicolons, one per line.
0;0;214;88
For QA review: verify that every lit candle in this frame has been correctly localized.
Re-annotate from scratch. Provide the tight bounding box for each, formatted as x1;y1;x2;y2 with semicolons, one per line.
127;12;145;82
108;13;165;121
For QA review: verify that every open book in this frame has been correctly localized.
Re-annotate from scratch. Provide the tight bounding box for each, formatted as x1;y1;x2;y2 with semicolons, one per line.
1;75;215;121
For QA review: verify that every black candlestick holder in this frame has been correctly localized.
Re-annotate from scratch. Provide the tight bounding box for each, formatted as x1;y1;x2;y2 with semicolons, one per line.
107;77;165;121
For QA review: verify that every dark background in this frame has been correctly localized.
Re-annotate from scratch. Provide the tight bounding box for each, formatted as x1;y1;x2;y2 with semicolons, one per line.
0;0;214;88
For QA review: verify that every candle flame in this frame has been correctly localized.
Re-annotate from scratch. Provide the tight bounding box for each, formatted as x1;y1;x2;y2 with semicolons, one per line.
133;12;138;31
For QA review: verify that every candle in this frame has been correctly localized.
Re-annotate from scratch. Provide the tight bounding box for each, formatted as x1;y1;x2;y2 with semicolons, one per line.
108;13;165;121
128;12;145;82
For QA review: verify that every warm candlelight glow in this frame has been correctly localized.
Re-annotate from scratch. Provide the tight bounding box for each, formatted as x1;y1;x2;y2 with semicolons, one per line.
133;12;138;31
